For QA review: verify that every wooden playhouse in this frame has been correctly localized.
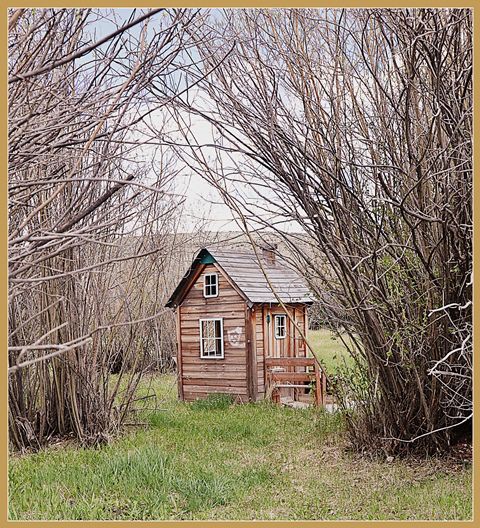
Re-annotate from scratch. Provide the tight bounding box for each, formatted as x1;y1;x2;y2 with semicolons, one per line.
165;246;326;405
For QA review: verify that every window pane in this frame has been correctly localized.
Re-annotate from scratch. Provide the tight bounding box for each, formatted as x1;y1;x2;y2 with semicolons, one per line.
275;315;286;338
201;319;223;357
204;274;218;296
204;337;215;355
204;320;214;337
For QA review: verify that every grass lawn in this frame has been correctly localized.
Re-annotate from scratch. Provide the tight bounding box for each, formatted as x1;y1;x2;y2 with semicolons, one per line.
9;374;472;521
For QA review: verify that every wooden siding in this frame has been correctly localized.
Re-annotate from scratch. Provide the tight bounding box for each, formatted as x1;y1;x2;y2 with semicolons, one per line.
179;264;248;402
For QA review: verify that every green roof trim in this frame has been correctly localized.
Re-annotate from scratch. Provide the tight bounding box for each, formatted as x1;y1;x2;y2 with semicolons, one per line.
200;252;216;264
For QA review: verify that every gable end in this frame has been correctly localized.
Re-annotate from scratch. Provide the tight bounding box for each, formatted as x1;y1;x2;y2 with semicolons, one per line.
165;249;249;308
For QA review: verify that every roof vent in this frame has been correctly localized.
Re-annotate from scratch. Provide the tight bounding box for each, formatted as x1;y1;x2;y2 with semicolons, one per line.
261;243;277;265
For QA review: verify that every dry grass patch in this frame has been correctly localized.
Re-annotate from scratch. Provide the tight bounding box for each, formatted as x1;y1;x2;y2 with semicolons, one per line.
9;374;471;521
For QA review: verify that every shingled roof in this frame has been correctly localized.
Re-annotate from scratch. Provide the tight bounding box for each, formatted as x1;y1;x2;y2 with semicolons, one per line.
165;247;315;308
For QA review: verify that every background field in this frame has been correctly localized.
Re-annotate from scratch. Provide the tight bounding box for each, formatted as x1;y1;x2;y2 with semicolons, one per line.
9;331;471;521
308;329;354;372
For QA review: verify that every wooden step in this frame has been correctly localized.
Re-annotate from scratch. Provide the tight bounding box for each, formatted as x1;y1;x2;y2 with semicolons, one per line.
269;372;315;382
266;357;316;367
273;383;312;389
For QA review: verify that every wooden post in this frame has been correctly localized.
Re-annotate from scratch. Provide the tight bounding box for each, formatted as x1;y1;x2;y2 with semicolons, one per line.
250;306;258;399
273;387;280;404
176;307;184;400
245;305;257;402
266;367;271;401
314;361;321;406
262;305;267;394
304;306;309;360
322;371;327;405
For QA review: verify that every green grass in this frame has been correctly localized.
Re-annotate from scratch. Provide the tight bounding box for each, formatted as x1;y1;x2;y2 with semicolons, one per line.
309;328;355;373
9;374;472;521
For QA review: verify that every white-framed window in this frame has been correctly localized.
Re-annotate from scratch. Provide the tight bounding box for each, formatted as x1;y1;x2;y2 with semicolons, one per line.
203;273;219;298
274;314;287;339
199;318;224;358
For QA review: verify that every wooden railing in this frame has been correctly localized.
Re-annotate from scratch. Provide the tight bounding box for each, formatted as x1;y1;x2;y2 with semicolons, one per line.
265;357;326;406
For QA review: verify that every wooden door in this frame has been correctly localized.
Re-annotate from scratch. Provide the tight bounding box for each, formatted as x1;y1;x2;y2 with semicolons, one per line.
266;307;291;399
265;305;308;359
265;305;307;401
265;307;290;358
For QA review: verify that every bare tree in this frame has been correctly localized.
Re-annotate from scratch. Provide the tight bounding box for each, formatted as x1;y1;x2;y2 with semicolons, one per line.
167;8;472;455
8;8;211;450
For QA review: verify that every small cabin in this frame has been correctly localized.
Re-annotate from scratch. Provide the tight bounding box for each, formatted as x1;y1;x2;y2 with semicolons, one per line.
165;246;325;404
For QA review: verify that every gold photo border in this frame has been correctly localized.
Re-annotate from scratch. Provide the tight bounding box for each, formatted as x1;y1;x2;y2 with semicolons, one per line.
1;1;477;526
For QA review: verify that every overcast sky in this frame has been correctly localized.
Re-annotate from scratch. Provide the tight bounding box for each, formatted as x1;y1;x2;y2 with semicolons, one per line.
88;8;305;236
90;8;238;233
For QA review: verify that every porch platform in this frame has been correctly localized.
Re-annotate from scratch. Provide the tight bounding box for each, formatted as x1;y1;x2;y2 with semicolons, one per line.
280;393;336;411
266;356;327;406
